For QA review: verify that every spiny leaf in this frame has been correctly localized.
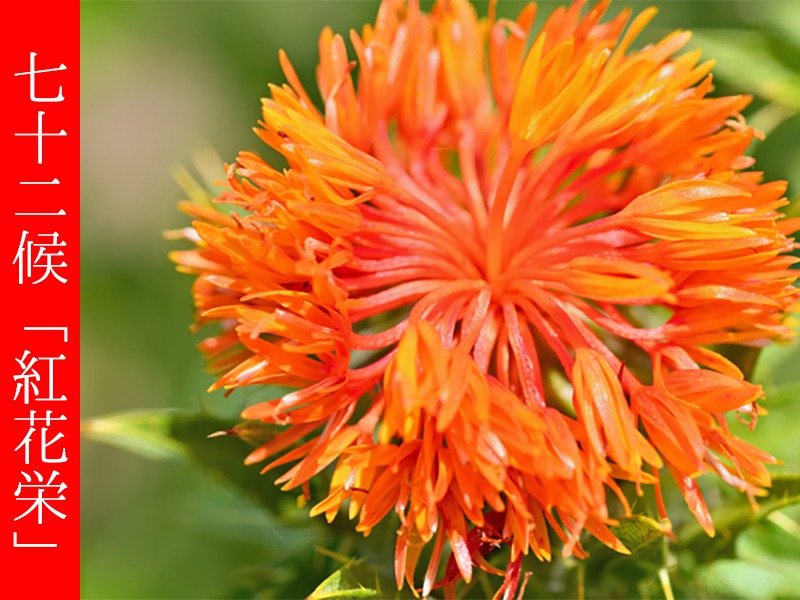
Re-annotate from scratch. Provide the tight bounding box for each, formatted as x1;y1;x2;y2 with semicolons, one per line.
81;409;188;460
169;412;287;510
610;515;671;553
765;474;800;511
82;410;285;511
208;419;280;447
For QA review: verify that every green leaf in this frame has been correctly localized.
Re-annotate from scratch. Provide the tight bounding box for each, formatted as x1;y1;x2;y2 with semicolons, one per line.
746;2;800;63
693;516;800;599
679;473;800;562
754;340;800;392
81;409;188;460
610;515;671;553
765;474;800;512
308;564;383;600
170;412;289;510
82;409;287;511
695;558;800;600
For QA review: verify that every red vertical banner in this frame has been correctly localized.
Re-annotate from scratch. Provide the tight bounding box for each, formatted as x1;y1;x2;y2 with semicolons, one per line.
2;2;80;596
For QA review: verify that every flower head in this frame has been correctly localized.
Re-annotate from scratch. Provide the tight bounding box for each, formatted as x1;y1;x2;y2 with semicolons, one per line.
172;0;799;596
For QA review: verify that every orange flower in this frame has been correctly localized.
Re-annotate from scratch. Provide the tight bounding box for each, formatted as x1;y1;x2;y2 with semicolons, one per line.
171;0;799;597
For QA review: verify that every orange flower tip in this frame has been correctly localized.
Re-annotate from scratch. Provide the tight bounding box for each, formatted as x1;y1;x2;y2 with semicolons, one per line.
243;448;267;466
240;405;261;420
355;523;373;535
614;541;632;556
539;549;552;562
279;480;297;493
752;487;771;499
702;523;716;538
778;216;800;236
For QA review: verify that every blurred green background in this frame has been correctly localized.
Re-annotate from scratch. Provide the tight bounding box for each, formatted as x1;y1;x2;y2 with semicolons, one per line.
80;1;800;598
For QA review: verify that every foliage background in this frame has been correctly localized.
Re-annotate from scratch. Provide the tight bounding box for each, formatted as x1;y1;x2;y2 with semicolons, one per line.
80;1;800;598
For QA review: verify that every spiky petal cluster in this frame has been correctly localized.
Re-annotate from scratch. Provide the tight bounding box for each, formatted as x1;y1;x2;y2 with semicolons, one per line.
171;0;799;596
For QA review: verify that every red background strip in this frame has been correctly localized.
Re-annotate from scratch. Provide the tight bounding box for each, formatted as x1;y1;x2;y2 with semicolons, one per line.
2;2;80;596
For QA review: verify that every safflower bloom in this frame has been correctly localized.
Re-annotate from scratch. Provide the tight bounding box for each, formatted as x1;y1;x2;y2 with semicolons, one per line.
171;0;799;596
